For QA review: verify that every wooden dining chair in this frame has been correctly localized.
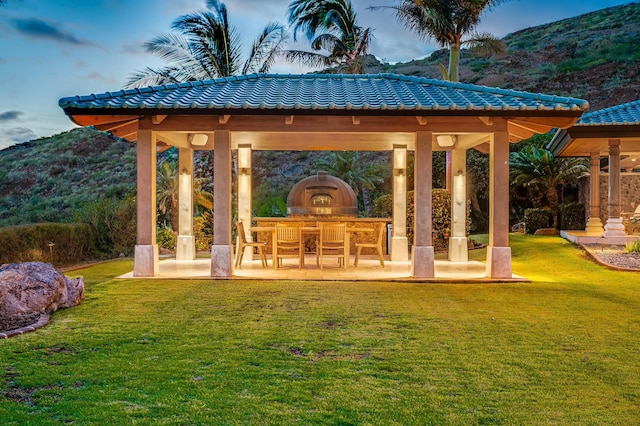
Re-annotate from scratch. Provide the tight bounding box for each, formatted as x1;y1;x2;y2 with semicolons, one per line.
318;223;347;270
354;223;385;267
275;222;303;268
235;221;268;268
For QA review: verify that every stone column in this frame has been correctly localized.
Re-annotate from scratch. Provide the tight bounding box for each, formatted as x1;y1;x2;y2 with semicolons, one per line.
211;130;233;277
449;148;468;262
391;144;409;261
604;139;625;237
176;148;195;260
585;152;604;234
486;131;512;279
412;131;435;277
134;130;159;277
237;144;253;261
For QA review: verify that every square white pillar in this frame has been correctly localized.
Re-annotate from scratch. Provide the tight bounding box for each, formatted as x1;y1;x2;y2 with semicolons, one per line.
176;148;196;260
449;148;468;262
411;132;435;278
486;130;512;279
211;130;233;277
134;129;158;277
237;144;254;262
392;144;409;261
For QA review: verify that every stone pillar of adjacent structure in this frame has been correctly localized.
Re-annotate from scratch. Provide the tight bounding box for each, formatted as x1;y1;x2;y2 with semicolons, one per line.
237;144;253;262
604;139;625;237
176;148;196;260
134;130;159;277
486;131;512;279
211;130;233;277
412;131;435;278
585;152;604;234
391;145;409;261
449;148;468;262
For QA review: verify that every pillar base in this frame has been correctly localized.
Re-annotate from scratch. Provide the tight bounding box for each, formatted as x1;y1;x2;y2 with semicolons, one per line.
134;244;159;277
585;217;604;235
211;245;233;277
412;246;434;278
176;235;196;261
604;217;626;237
486;246;512;279
448;237;469;262
390;236;409;261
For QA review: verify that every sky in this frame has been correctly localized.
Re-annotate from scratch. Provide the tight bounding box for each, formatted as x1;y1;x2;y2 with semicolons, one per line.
0;0;635;150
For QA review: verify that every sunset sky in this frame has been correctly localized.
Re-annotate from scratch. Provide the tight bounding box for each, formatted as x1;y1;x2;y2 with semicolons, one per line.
0;0;634;149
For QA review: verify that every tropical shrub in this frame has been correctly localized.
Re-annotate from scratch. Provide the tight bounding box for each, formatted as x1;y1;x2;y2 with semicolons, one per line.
157;227;177;251
559;202;586;230
625;240;640;253
75;196;137;257
524;208;551;234
0;223;94;265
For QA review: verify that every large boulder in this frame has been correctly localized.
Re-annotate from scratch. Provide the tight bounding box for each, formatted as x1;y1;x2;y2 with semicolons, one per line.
0;262;84;319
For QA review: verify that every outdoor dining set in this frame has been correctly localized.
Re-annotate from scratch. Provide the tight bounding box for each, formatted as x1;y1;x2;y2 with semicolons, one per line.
234;221;386;270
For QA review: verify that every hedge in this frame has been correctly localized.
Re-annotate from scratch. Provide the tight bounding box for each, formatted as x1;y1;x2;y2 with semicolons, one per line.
0;223;95;265
524;208;551;234
559;203;586;230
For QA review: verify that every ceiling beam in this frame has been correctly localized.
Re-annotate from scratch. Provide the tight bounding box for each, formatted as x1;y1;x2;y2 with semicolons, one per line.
152;115;168;125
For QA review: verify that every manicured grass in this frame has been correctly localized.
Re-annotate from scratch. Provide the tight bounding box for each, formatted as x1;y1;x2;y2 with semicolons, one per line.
1;235;639;424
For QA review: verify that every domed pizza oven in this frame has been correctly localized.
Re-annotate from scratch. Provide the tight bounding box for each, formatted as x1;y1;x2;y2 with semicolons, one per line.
287;171;358;217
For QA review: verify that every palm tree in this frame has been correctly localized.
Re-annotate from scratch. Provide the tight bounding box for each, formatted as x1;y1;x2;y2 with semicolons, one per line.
510;146;588;229
315;151;383;215
157;160;213;233
286;0;373;74
371;0;506;82
124;0;287;88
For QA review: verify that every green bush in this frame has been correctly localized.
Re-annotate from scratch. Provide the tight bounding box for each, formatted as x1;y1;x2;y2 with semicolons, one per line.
625;240;640;253
75;196;137;256
371;194;392;218
0;223;94;265
559;203;586;230
524;208;551;234
157;227;176;251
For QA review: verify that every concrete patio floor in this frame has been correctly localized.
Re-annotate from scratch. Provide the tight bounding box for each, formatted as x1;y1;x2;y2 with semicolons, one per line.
118;254;526;282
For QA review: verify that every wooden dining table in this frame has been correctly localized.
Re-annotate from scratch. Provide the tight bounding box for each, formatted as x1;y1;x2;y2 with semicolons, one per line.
250;225;373;269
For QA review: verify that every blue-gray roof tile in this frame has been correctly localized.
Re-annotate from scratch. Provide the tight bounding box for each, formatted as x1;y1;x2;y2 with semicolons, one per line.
59;73;589;114
576;99;640;126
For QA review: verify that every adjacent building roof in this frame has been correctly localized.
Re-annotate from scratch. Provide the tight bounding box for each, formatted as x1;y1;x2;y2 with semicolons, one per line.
59;73;588;115
549;99;640;157
576;99;640;126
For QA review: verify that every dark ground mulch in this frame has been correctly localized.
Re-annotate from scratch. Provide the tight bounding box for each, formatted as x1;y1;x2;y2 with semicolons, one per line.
0;312;42;333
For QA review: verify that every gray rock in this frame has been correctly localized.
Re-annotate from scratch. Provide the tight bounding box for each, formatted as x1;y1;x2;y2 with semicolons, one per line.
0;262;84;318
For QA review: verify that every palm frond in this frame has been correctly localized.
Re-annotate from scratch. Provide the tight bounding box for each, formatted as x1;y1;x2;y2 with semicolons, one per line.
243;22;288;75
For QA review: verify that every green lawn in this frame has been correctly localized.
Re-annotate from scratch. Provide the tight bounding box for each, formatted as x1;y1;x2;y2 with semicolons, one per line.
1;235;639;425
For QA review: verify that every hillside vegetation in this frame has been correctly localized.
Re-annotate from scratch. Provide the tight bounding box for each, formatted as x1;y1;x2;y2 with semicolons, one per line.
0;128;136;226
0;3;638;229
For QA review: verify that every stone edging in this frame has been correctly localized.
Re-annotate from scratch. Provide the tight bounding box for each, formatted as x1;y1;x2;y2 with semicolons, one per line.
0;313;50;339
580;244;640;272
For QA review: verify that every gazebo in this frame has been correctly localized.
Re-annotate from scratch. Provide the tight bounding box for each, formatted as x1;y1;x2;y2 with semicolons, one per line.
59;73;588;279
549;99;640;244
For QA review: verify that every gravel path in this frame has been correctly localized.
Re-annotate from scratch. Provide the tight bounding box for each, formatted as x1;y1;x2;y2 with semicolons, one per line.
582;244;640;270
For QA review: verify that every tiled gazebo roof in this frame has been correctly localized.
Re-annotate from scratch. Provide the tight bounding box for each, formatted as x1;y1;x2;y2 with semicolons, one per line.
59;73;589;144
59;73;588;114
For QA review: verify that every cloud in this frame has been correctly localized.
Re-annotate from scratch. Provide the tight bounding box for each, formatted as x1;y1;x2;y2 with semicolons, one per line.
0;110;24;122
0;126;37;149
10;18;94;46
